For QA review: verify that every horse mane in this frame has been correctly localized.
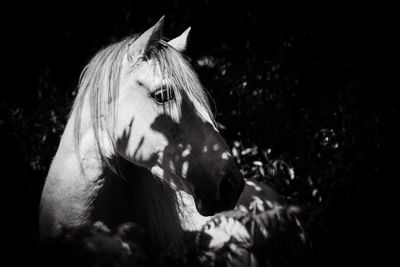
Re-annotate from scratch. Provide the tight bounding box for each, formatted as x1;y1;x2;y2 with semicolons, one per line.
71;36;131;173
68;33;215;249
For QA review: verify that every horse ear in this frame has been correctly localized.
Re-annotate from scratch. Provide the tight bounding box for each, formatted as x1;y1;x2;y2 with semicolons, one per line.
168;27;191;52
128;16;165;59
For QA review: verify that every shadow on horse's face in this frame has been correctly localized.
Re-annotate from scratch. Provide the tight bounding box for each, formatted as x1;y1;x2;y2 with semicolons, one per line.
114;39;244;216
150;93;245;216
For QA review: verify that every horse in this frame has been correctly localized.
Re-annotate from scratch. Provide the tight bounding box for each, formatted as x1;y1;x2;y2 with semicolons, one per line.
39;16;245;254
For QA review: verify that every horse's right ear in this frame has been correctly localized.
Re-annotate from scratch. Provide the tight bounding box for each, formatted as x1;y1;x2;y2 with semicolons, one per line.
168;27;191;52
127;16;165;61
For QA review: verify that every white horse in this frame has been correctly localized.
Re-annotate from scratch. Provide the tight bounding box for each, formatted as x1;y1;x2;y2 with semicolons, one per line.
39;17;246;253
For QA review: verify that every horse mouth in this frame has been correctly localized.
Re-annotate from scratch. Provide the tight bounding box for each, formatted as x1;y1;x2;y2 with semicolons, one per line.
193;189;239;217
194;197;217;216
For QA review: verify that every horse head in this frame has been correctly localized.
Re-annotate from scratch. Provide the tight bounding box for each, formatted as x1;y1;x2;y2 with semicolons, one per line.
113;17;244;216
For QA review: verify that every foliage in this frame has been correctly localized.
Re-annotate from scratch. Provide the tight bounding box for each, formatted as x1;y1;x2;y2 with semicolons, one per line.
40;201;310;267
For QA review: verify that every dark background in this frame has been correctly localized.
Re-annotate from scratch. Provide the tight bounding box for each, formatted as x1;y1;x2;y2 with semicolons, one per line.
1;1;398;266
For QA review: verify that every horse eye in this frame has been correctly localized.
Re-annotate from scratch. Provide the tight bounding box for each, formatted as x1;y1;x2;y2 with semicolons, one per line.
151;88;175;104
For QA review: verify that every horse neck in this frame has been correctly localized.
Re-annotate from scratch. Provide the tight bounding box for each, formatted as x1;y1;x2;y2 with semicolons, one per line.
70;99;184;249
39;105;105;240
48;97;183;251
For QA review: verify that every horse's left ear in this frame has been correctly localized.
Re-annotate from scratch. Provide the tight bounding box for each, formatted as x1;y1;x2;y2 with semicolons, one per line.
168;27;191;52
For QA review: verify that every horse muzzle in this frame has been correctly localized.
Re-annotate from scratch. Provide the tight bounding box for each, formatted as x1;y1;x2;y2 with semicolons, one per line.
193;170;244;216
